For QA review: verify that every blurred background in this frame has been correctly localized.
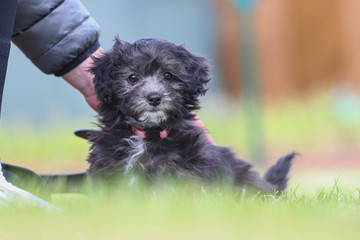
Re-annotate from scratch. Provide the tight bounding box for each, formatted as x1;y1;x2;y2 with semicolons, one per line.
1;0;360;187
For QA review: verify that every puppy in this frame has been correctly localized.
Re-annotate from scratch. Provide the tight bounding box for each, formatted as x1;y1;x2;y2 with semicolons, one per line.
86;37;296;193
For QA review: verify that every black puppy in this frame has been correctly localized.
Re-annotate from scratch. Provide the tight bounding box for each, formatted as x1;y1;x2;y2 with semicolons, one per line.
86;37;296;193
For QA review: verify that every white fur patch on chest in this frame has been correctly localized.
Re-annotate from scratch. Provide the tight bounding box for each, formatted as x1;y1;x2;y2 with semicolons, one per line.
123;135;147;174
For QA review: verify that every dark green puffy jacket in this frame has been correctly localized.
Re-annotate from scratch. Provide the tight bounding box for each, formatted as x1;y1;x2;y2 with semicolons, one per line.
12;0;100;75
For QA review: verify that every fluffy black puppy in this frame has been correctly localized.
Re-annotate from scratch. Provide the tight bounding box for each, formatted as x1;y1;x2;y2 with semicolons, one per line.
87;37;296;193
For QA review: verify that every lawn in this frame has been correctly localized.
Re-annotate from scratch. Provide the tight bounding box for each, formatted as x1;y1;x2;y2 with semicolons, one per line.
0;92;360;239
0;178;360;240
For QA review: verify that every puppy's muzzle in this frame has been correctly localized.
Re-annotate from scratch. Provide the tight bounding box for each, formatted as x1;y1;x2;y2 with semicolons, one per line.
147;92;162;106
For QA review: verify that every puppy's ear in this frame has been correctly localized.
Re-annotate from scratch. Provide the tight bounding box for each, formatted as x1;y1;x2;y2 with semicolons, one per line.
187;54;210;98
91;52;115;104
175;43;210;98
91;37;125;105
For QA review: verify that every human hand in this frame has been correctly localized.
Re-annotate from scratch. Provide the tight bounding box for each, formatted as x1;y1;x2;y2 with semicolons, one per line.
62;48;104;112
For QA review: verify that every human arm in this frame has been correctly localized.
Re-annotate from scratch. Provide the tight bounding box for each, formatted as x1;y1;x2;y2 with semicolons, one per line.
11;0;101;110
12;0;100;75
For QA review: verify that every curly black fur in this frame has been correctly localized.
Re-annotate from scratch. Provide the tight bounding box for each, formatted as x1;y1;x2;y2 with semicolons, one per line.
87;37;296;193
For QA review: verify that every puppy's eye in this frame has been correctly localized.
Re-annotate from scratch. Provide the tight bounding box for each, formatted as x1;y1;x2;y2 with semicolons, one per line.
128;74;139;84
164;72;173;81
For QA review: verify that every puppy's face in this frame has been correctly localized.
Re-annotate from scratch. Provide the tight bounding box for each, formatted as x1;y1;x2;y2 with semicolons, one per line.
92;38;210;128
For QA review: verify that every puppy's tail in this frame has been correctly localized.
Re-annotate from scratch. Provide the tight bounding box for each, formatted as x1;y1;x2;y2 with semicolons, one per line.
264;152;298;192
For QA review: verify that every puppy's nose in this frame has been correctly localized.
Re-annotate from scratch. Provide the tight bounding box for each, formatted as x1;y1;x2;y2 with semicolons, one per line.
147;92;162;106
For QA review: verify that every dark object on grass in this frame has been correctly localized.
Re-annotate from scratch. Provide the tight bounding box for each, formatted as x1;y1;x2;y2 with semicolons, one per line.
41;171;87;193
0;162;87;196
1;162;47;198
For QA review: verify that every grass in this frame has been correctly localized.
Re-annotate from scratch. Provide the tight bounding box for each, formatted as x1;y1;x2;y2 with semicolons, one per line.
0;92;360;239
0;178;360;240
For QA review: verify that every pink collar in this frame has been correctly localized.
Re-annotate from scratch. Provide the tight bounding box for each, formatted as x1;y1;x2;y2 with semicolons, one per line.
131;125;171;139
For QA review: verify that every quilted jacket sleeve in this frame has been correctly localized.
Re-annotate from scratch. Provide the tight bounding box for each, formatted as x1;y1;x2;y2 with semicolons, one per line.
12;0;100;75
